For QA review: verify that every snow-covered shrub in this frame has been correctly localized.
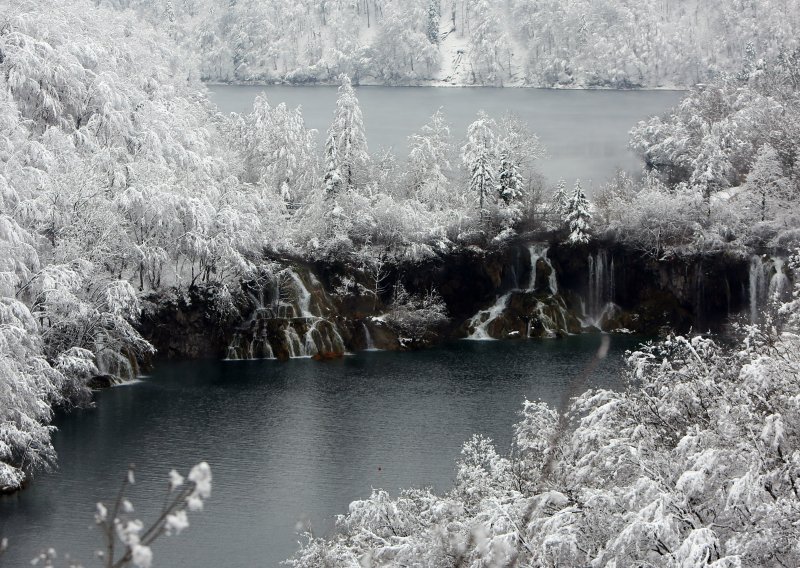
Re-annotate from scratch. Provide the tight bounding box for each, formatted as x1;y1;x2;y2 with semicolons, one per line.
386;284;449;340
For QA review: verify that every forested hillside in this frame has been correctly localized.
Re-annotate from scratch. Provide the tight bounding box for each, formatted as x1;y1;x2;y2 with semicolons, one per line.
0;0;238;490
101;0;800;87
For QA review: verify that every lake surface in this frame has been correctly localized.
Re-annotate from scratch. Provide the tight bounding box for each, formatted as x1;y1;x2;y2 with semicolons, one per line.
208;85;683;191
0;336;643;567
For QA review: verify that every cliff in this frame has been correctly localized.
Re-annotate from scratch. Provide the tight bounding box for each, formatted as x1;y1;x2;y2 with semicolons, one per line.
137;242;790;362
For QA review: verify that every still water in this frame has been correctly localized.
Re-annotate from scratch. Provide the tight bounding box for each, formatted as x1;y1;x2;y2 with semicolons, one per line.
0;336;643;566
208;85;683;190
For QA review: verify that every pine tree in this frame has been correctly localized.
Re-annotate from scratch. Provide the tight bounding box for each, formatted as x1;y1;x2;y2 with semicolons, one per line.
497;152;523;205
323;131;342;196
326;74;369;190
552;178;568;221
565;179;591;244
462;111;497;222
690;133;731;217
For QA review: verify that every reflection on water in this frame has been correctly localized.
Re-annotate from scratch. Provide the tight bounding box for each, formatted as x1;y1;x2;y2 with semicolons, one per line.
0;335;644;567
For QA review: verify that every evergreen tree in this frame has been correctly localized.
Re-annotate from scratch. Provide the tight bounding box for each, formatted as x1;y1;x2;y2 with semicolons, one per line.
326;74;369;190
323;131;343;196
497;151;523;205
462;111;497;222
565;180;591;244
552;178;569;221
690;132;733;217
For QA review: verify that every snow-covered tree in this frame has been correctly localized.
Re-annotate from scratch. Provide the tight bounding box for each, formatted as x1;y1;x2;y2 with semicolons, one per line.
747;143;786;222
565;180;592;244
497;153;523;205
238;96;318;208
326;74;369;190
552;178;569;221
462;111;497;223
426;0;441;44
323;131;343;196
407;109;453;208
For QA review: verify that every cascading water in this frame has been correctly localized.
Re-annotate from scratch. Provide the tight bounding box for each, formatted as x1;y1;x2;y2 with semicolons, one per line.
750;256;767;323
466;244;569;340
466;293;511;340
528;245;545;290
226;266;348;360
225;332;277;361
548;261;558;295
362;323;378;351
527;245;559;295
283;326;306;358
287;270;314;318
584;250;618;330
750;255;791;323
769;258;790;303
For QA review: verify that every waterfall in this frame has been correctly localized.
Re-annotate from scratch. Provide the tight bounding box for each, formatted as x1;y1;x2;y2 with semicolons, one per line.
225;332;276;361
466;293;511;340
584;250;617;329
253;333;274;360
528;245;546;290
769;258;790;302
527;245;558;294
283;325;307;358
287;270;314;318
303;321;321;356
533;302;556;338
527;296;572;339
227;266;348;360
750;256;766;323
548;260;558;295
749;255;791;323
527;244;558;294
329;322;345;353
465;244;563;340
226;344;238;361
362;323;378;351
303;319;347;356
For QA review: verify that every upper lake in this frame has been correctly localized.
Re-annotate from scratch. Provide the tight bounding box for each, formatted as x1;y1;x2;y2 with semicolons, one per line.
208;85;683;190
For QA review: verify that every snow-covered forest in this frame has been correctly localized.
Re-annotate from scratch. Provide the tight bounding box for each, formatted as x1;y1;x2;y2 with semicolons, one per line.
103;0;800;87
1;0;800;565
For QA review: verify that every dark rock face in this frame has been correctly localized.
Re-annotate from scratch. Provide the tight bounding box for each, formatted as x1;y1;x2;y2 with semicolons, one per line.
548;243;751;334
86;374;119;389
401;246;529;322
136;242;770;362
138;285;236;361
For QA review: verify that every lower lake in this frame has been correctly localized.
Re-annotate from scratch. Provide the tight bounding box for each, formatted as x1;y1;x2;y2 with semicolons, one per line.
0;335;643;566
